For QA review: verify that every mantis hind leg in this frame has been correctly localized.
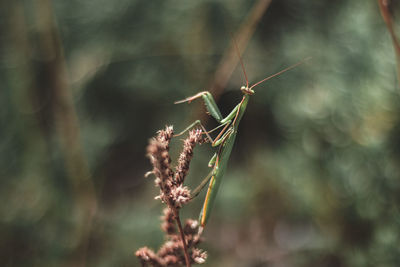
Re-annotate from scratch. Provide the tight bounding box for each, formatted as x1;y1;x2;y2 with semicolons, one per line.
174;120;214;143
191;151;219;199
190;169;215;199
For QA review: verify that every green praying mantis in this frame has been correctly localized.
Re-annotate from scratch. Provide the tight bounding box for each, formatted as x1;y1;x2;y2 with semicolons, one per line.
175;41;310;233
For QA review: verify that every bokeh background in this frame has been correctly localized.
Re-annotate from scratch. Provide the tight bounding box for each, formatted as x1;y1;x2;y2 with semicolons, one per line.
2;0;400;266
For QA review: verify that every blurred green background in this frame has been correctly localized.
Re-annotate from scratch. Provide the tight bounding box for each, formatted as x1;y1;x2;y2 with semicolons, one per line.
2;0;400;266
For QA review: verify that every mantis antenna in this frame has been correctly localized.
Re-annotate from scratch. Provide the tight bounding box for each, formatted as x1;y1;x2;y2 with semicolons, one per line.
249;57;312;90
230;32;249;88
231;32;311;91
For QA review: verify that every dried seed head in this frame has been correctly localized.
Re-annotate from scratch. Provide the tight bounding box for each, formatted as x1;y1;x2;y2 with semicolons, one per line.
182;219;202;247
147;139;173;185
135;247;164;267
184;219;199;236
192;248;207;264
157;126;173;144
163;255;179;266
171;185;191;208
161;207;176;235
146;126;175;201
175;129;205;185
158;240;181;258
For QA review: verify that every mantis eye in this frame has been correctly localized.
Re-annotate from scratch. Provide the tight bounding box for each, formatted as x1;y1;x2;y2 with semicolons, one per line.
240;86;246;90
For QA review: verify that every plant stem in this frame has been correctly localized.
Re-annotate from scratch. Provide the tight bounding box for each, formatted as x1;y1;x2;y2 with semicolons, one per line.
33;0;98;266
175;212;191;267
378;0;400;87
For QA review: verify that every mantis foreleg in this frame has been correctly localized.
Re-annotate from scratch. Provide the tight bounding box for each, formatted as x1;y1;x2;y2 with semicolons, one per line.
175;91;224;122
175;91;243;143
174;119;214;143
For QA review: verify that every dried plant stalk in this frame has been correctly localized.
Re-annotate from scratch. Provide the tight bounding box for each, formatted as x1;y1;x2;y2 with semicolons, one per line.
136;126;207;267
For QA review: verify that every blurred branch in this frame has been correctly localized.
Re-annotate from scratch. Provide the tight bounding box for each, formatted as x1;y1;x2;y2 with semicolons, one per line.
33;0;97;265
198;0;272;121
378;0;400;87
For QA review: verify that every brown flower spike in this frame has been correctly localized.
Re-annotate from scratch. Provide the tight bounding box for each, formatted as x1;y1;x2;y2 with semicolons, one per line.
136;126;207;267
175;129;205;185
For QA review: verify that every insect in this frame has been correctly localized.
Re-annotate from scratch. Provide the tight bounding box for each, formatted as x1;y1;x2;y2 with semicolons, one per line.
175;41;310;232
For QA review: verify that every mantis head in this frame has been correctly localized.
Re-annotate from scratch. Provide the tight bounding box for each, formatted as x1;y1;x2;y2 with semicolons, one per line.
240;85;254;95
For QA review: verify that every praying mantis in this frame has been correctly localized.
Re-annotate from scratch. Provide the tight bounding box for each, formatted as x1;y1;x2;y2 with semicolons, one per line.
175;41;310;232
